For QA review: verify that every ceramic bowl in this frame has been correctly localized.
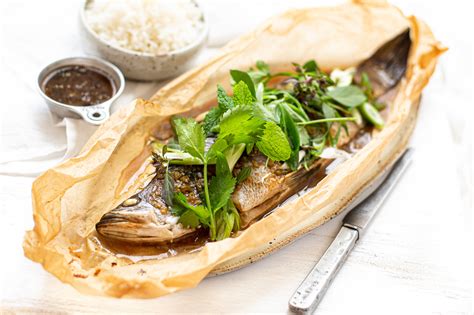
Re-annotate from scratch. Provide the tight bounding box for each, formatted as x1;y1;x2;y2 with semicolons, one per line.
79;0;208;81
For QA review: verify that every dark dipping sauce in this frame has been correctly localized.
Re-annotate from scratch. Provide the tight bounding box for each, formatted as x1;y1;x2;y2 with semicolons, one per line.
43;65;114;106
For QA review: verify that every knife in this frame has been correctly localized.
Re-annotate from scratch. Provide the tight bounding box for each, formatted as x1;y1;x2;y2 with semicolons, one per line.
288;148;413;314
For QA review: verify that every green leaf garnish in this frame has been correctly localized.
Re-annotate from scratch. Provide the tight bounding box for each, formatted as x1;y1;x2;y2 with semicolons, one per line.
209;153;237;212
163;59;384;241
327;85;367;107
172;117;205;161
279;105;300;170
256;121;291;161
230;69;256;98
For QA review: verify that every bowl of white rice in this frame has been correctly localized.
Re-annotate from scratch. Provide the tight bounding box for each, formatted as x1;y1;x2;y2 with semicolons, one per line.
80;0;208;81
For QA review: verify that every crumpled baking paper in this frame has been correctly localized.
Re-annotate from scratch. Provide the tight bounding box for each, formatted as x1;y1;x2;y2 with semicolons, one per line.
24;0;445;298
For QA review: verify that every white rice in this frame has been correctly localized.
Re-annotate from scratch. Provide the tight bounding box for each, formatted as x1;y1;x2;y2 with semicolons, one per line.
85;0;204;55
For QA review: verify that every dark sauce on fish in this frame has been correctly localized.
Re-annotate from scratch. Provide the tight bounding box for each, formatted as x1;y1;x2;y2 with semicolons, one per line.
42;65;114;106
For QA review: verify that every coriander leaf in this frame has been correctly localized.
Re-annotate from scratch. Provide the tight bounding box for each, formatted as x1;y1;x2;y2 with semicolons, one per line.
179;210;200;228
327;85;367;107
223;143;246;170
217;85;234;110
245;142;254;154
173;192;210;221
172;117;205;161
215;200;240;240
209;153;237;212
230;69;256;97
216;211;235;241
228;200;241;232
232;81;255;106
256;121;291;161
236;166;251;184
206;137;229;162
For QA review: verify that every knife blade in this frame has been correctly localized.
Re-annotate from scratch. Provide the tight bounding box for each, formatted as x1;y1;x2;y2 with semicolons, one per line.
288;148;413;314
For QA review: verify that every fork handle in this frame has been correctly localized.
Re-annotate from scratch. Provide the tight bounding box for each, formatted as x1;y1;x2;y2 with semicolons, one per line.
288;226;358;314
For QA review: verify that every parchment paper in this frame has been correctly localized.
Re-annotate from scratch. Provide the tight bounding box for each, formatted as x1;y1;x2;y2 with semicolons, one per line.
24;0;445;298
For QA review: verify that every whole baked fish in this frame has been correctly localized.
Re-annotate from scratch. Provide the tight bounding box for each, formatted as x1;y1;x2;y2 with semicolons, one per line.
96;30;411;245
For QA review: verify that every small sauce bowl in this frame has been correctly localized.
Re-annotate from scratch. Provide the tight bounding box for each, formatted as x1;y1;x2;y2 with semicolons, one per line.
37;56;125;125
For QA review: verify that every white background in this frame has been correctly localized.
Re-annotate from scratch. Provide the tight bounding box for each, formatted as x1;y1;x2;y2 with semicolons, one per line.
0;0;472;313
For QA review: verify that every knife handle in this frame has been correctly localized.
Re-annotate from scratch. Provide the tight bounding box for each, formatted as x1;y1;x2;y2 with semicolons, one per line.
288;226;358;314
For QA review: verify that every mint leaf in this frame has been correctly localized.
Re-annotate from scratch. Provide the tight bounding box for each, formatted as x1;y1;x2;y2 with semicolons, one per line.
217;85;234;110
230;69;256;98
256;121;291;161
172;117;205;161
203;107;224;134
216;211;235;241
232;81;255;106
327;85;367;107
219;106;264;138
203;85;234;134
209;153;237;212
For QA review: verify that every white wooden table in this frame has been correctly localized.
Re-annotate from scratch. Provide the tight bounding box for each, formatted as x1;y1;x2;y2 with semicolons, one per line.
0;0;472;313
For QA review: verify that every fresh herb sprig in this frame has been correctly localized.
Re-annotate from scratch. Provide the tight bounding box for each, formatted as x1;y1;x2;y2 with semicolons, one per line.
153;60;385;241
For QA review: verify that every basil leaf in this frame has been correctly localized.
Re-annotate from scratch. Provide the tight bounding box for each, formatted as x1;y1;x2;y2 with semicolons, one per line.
303;60;318;72
256;121;292;161
327;85;367;107
172;117;205;161
230;69;256;98
279;105;300;170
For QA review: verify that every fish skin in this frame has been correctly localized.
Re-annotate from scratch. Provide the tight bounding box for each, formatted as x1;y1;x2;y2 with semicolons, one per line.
96;29;411;244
